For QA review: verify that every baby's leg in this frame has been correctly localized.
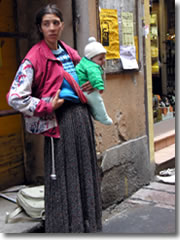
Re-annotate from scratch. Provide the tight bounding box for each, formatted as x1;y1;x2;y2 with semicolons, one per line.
84;91;113;125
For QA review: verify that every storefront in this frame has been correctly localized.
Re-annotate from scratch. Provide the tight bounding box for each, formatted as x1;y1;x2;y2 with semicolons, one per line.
150;0;175;123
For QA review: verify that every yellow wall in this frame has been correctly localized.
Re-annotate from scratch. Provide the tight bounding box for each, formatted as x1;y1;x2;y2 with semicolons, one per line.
144;0;155;163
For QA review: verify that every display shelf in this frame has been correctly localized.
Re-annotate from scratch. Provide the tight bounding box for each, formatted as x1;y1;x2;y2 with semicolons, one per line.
150;13;159;75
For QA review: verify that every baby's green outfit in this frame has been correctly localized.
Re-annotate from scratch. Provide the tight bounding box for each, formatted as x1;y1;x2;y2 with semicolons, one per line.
76;57;113;125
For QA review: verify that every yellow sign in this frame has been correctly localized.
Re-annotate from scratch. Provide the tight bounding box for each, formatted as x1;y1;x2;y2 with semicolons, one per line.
134;36;139;62
99;9;120;59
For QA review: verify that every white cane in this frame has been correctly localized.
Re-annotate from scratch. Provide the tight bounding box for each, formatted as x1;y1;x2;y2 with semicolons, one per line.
50;137;56;180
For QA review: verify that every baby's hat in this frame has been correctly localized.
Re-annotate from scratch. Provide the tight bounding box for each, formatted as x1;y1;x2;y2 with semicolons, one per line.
84;37;107;59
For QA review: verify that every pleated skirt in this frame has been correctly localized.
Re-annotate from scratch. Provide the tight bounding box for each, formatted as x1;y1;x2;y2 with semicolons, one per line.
44;101;102;233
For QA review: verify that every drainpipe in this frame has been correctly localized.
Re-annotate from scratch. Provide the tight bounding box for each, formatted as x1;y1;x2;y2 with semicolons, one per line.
72;0;78;49
71;0;90;56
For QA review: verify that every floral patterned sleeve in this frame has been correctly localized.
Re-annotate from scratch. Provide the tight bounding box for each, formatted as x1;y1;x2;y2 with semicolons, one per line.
8;60;53;117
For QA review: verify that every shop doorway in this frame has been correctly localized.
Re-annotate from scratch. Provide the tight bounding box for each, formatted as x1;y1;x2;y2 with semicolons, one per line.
0;0;25;190
150;0;175;123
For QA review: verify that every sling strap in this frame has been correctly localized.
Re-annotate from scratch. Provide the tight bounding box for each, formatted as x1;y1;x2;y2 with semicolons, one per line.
63;71;87;104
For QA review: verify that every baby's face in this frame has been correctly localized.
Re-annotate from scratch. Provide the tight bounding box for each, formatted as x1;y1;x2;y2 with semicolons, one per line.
91;53;106;67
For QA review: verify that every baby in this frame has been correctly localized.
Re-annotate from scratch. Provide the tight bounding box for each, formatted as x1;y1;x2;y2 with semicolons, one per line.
76;37;113;125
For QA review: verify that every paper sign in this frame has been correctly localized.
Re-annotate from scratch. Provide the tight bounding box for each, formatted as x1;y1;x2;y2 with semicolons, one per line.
99;9;120;59
144;25;149;38
122;12;135;46
120;46;139;70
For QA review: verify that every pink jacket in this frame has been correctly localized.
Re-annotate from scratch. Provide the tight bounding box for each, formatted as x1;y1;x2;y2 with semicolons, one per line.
7;40;82;138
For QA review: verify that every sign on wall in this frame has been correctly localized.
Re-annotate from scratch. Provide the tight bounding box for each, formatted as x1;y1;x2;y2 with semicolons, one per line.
121;12;134;46
99;0;140;73
99;8;120;59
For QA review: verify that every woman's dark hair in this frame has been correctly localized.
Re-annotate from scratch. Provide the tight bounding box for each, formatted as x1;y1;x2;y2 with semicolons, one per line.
35;4;64;39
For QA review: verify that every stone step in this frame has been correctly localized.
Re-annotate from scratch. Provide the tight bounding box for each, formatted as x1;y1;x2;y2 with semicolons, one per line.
154;129;175;152
155;143;175;174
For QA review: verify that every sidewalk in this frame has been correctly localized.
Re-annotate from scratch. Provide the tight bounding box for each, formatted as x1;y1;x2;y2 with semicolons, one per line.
102;179;175;234
0;177;175;234
101;118;176;234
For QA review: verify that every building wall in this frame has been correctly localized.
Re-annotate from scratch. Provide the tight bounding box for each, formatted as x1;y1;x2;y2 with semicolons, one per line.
94;72;146;153
74;0;147;151
86;0;153;207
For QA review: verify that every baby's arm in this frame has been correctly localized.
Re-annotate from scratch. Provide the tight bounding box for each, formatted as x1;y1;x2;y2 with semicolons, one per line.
86;66;104;90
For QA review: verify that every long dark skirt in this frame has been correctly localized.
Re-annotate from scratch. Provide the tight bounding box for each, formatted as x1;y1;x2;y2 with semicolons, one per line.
44;101;102;233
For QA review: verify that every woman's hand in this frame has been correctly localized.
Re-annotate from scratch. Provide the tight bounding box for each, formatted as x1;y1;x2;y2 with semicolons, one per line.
81;81;94;94
51;90;64;110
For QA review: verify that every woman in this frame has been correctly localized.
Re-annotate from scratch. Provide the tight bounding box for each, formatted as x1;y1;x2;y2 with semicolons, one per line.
7;4;102;233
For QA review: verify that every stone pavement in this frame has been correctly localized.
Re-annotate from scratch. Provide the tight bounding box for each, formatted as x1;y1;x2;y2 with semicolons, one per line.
102;180;176;234
0;178;175;234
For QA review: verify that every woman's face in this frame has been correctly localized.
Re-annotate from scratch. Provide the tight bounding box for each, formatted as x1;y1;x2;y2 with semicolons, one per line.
40;13;64;49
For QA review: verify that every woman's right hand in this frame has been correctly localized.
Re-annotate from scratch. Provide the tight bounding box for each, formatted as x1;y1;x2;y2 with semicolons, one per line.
51;90;64;110
81;81;94;94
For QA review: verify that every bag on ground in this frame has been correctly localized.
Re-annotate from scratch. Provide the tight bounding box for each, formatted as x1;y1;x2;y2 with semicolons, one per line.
5;185;45;223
